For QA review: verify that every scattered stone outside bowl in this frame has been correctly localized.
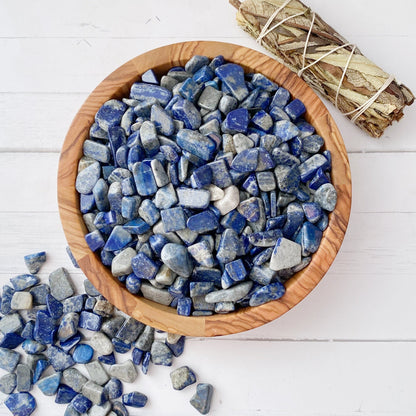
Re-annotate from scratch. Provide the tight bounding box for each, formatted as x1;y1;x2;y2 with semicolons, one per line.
58;41;352;337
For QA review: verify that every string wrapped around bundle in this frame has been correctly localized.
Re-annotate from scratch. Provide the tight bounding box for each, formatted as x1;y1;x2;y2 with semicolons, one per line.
230;0;414;138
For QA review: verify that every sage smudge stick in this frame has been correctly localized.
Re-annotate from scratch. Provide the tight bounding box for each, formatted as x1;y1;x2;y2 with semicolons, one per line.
230;0;414;138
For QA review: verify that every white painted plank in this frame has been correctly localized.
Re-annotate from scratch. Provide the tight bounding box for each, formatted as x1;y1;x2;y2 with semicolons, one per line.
1;152;415;214
0;340;415;415
1;93;416;153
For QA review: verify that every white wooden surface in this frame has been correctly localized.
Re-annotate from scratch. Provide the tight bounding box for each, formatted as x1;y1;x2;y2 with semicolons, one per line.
0;1;415;415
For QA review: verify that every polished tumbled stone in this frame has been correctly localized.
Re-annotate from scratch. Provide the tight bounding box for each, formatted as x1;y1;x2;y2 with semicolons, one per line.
11;292;33;310
79;311;102;331
88;402;112;416
122;391;148;408
24;252;46;274
222;108;249;134
46;294;63;319
170;366;197;390
71;394;93;414
205;281;252;303
104;377;123;400
131;252;159;280
116;317;145;344
73;344;94;364
76;162;101;194
33;310;55;344
0;372;17;394
63;295;86;314
150;341;173;366
130;83;172;106
81;381;106;405
85;361;109;386
46;346;75;372
190;383;213;415
135;325;155;352
55;385;77;404
49;268;74;301
215;63;248;101
161;243;193;277
10;274;39;291
314;183;337;212
140;283;173;305
62;368;88;393
5;392;37;416
249;282;286;306
37;372;61;396
109;360;138;383
58;312;79;341
270;237;302;271
29;284;50;306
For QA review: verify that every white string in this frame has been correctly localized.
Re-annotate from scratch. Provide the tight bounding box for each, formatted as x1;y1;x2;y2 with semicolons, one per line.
256;0;396;122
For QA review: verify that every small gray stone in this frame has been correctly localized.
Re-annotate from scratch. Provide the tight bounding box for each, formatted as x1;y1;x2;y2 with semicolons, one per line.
115;317;145;344
205;281;253;303
155;264;176;286
84;280;101;297
16;363;32;392
233;133;254;153
0;313;23;334
11;292;33;310
109;360;138;383
135;326;154;352
150;159;169;187
82;380;106;405
83;213;98;232
85;361;110;385
58;312;79;341
76;162;101;194
314;183;337;212
218;95;238;114
88;401;112;416
63;368;88;393
170;366;197;390
101;316;126;339
269;237;302;271
111;248;136;277
190;383;213;415
93;300;114;318
49;268;74;301
214;301;235;313
197;86;223;111
0;348;20;372
161;75;179;91
0;373;17;394
89;332;113;356
140;282;174;306
150;341;173;366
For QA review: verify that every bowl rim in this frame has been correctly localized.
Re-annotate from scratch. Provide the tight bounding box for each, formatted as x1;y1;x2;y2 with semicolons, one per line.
57;40;352;337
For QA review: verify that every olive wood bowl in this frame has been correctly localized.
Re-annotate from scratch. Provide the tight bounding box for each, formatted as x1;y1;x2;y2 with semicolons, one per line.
58;41;352;337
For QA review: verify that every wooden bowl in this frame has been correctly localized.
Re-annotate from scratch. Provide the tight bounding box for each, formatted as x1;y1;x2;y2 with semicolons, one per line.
58;41;352;337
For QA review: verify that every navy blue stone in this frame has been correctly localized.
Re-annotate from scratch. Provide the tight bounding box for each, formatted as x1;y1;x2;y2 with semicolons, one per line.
172;97;201;129
32;359;49;384
78;312;102;331
238;197;261;222
296;120;315;137
241;173;259;196
34;310;56;345
191;165;213;188
132;348;144;365
95;100;127;132
283;203;304;238
166;336;185;357
271;148;300;166
46;346;75;371
297;222;323;254
85;230;105;252
192;268;222;286
193;65;214;83
160;145;179;163
108;126;126;165
302;134;324;153
215;63;249;101
46;294;63;320
161;207;186;233
55;385;78;404
177;297;192;316
187;210;219;233
285;98;306;121
299;154;330;183
251;73;278;92
21;321;34;340
98;353;116;365
60;333;82;353
122;391;148;408
266;215;287;230
130;83;172;106
270;87;291;108
150;103;174;136
105;378;123;400
104;226;132;252
240;87;260;110
116;145;129;169
309;167;330;190
23;251;46;274
252;247;274;266
142;351;151;374
112;338;131;354
177;129;216;161
251;110;273;132
317;213;329;231
131;252;159;280
256;147;275;170
302;202;322;223
229;169;248;185
216;228;241;264
261;191;271;217
220;210;246;234
0;332;24;349
80;193;95;214
149;234;169;256
125;273;141;294
231;148;258;172
63;295;86;314
289;136;302;157
221;269;234;289
5;392;37;416
71;394;92;413
72;344;93;364
10;274;39;291
249;281;286;306
222;108;249;134
168;276;189;298
273;120;300;142
141;69;158;85
127;145;145;169
209;55;225;71
179;78;204;103
84;297;96;311
270;190;277;218
22;339;45;354
254;90;271;110
249;229;283;247
207;159;233;188
132;160;158;196
225;259;247;282
269;105;290;122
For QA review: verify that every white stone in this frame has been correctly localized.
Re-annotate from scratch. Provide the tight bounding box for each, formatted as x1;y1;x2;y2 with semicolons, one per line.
208;184;225;201
109;360;138;383
155;264;176;286
213;185;240;215
11;292;33;310
111;247;136;277
151;159;170;187
233;133;254;153
89;332;113;356
269;237;302;271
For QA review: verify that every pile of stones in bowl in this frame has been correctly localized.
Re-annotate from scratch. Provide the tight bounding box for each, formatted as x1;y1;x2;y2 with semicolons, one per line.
76;54;337;316
0;251;213;415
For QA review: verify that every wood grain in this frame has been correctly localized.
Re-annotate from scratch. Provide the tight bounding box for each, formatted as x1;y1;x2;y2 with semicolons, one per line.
57;41;352;337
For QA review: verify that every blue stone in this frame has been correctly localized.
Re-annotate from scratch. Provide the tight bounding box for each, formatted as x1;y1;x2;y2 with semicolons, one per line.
58;313;79;342
261;191;271;217
98;353;116;365
142;351;151;374
108;183;124;213
185;55;210;73
317;213;329;231
138;199;160;225
46;294;63;320
78;312;102;331
23;252;46;274
299;154;330;182
104;226;132;252
85;230;105;252
21;321;34;340
190;383;213;415
33;310;56;345
108;126;126;164
132;161;157;196
302;202;322;223
296;120;315;137
177;129;216;161
166;336;185;357
270;190;277;217
114;318;143;344
177;297;192;316
323;149;332;167
222;108;249;134
92;178;109;211
193;65;214;83
125;273;141;294
104;378;123;400
283;203;304;238
270;87;291;108
161;207;186;233
275;165;300;193
121;196;140;220
254;90;271;110
22;339;45;354
209;55;225;70
187;241;214;267
284;98;306;120
121;177;136;197
297;222;323;254
60;333;82;353
0;347;20;372
273;120;300;142
0;332;24;349
102;165;115;181
192;267;222;286
37;372;61;396
132;348;144;365
131;252;159;280
71;394;92;413
238;197;261;222
240;87;260;110
207;159;233;188
64;404;79;416
302;134;324;153
289;136;302;157
309;167;330;190
295;186;310;202
76;162;101;194
190;282;215;297
229;169;248;185
130;83;172;106
249;229;283;247
249;281;286;306
220;210;246;234
216;229;241;264
168;276;189;298
139;121;160;156
46;346;75;371
187;210;219;233
10;274;39;291
80;193;95;214
112;338;131;354
177;187;210;209
95;99;127;132
231;148;258;173
122;391;148;408
225;259;247;282
215;63;249;101
84;297;96;311
251;110;273;132
29;284;50;306
269;105;290;122
271;148;300;166
5;392;37;416
256;147;275;171
251;73;278;92
266;215;287;230
141;69;158;84
90;121;108;139
202;109;222;124
191;165;213;189
149;234;170;256
32;359;49;384
55;385;78;404
150;103;174;136
241;173;259;196
221;270;234;289
72;344;93;364
252;247;274;266
1;285;14;314
179;78;204;103
172;97;201;129
127;144;145;169
160;145;179;163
